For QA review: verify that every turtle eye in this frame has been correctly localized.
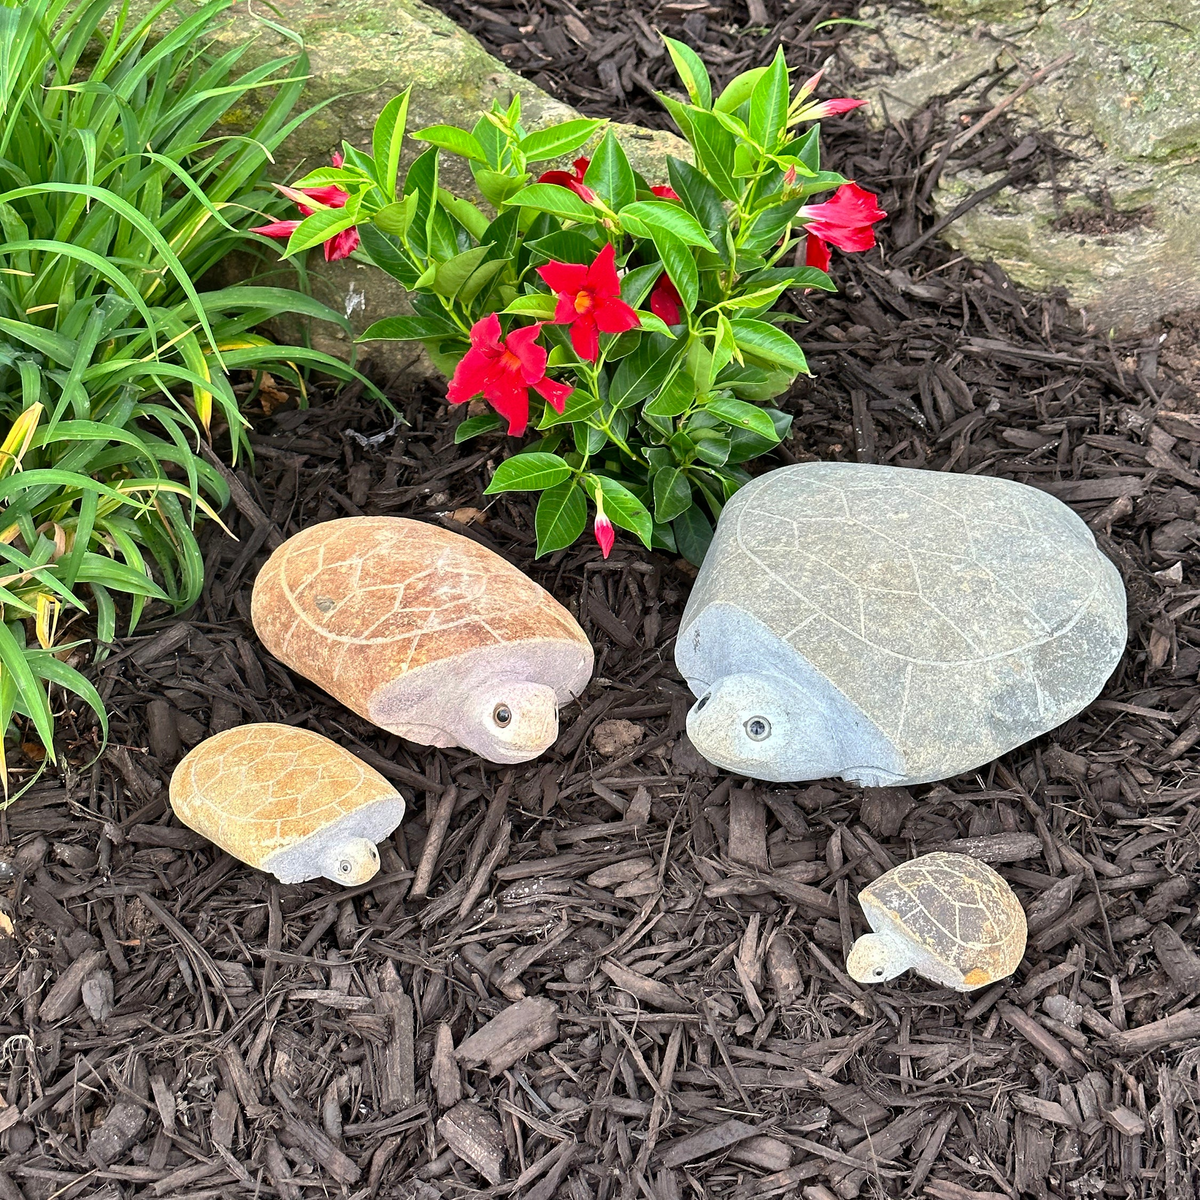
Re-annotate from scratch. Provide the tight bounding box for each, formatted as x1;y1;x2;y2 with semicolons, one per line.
744;716;771;741
873;967;885;978
338;859;352;876
493;704;512;728
695;693;710;712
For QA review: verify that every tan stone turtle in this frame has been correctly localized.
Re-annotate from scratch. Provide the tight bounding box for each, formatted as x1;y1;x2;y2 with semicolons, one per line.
169;724;406;885
847;852;1026;991
251;517;593;763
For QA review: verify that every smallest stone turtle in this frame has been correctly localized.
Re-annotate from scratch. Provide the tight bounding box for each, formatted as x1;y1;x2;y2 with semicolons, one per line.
170;724;406;885
847;852;1026;992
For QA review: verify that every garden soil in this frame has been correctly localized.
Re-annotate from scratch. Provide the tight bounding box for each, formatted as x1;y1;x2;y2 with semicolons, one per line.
2;1;1199;1197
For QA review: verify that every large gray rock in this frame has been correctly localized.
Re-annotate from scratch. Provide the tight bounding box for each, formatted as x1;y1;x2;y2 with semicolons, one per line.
675;462;1127;787
169;0;686;374
846;1;1200;332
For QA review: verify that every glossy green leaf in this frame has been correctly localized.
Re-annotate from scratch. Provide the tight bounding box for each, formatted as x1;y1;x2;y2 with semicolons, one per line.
413;124;488;162
648;228;698;314
506;183;599;222
715;66;767;113
620;200;715;250
705;396;780;440
662;36;712;109
673;505;714;566
518;118;605;162
731;318;810;373
359;314;462;341
485;452;574;493
584;129;636;212
653;467;693;523
535;481;587;555
454;412;503;442
374;88;412;200
749;47;790;150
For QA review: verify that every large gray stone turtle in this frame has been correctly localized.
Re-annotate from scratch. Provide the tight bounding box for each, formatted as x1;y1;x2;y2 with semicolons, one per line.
676;462;1127;786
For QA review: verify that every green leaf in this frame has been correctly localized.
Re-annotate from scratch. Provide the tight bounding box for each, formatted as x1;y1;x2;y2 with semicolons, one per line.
593;477;653;548
750;47;790;150
584;129;636;212
473;167;529;207
673;505;714;566
455;412;503;442
682;110;740;202
374;195;418;237
282;204;359;258
537;389;602;429
485;452;574;493
747;265;836;293
437;190;491;241
637;312;676;338
666;157;727;247
503;292;558;318
715;66;767;113
0;621;54;756
459;259;508;306
413;124;488;162
506;183;599;222
653;467;693;523
662;36;712;108
536;481;587;555
358;224;421;287
374;88;412;200
730;319;809;373
619;262;663;310
620;200;715;250
644;370;696;418
519;118;606;162
433;246;492;297
705;396;781;440
649;228;698;314
609;335;682;409
359;315;461;341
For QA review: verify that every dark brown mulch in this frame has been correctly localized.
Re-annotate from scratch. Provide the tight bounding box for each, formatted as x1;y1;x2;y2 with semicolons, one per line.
1;5;1199;1200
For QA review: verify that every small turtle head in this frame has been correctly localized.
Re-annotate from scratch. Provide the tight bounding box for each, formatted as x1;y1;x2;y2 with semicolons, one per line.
321;837;380;886
846;933;907;984
461;679;559;764
685;672;842;782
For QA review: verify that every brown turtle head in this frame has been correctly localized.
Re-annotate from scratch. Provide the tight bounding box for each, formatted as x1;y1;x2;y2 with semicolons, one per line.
452;677;560;763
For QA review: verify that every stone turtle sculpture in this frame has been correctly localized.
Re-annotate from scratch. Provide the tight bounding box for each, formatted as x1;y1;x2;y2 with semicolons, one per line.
677;462;1127;786
846;852;1027;991
252;517;593;763
170;724;406;885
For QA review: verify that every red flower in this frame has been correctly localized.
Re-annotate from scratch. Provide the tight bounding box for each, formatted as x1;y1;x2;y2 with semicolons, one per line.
446;314;572;437
802;98;868;118
251;154;361;262
649;273;683;325
805;232;832;273
800;183;886;255
537;157;596;204
537;242;640;362
593;492;615;558
650;184;681;200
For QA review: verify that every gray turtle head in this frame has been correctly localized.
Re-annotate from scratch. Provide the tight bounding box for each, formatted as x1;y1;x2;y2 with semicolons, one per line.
454;678;559;764
685;671;846;782
320;837;380;886
846;933;908;984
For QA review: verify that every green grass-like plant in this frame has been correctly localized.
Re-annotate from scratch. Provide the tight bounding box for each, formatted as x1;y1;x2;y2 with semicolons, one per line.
0;0;367;786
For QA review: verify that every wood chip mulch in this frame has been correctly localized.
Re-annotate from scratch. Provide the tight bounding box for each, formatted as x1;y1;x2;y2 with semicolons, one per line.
1;2;1198;1197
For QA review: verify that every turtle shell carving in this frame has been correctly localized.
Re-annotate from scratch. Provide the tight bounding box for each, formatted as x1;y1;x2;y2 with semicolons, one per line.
252;517;593;763
170;724;406;885
846;852;1027;991
676;462;1127;786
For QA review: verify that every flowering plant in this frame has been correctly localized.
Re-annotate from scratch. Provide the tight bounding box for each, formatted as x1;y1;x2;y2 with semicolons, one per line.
260;44;883;560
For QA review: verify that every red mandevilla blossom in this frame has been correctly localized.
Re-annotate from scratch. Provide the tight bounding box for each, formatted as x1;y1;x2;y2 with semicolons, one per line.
593;492;615;559
251;152;360;262
649;273;683;325
537;157;596;203
537;242;640;362
800;182;886;270
446;314;572;437
650;184;681;200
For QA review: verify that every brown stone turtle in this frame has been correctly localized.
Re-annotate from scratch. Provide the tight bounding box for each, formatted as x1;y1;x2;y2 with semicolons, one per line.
846;852;1026;991
251;517;593;763
170;724;406;885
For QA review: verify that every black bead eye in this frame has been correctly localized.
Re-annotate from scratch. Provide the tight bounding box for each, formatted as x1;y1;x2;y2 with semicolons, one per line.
744;717;771;741
695;693;710;712
339;860;352;875
493;704;512;727
874;967;885;978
